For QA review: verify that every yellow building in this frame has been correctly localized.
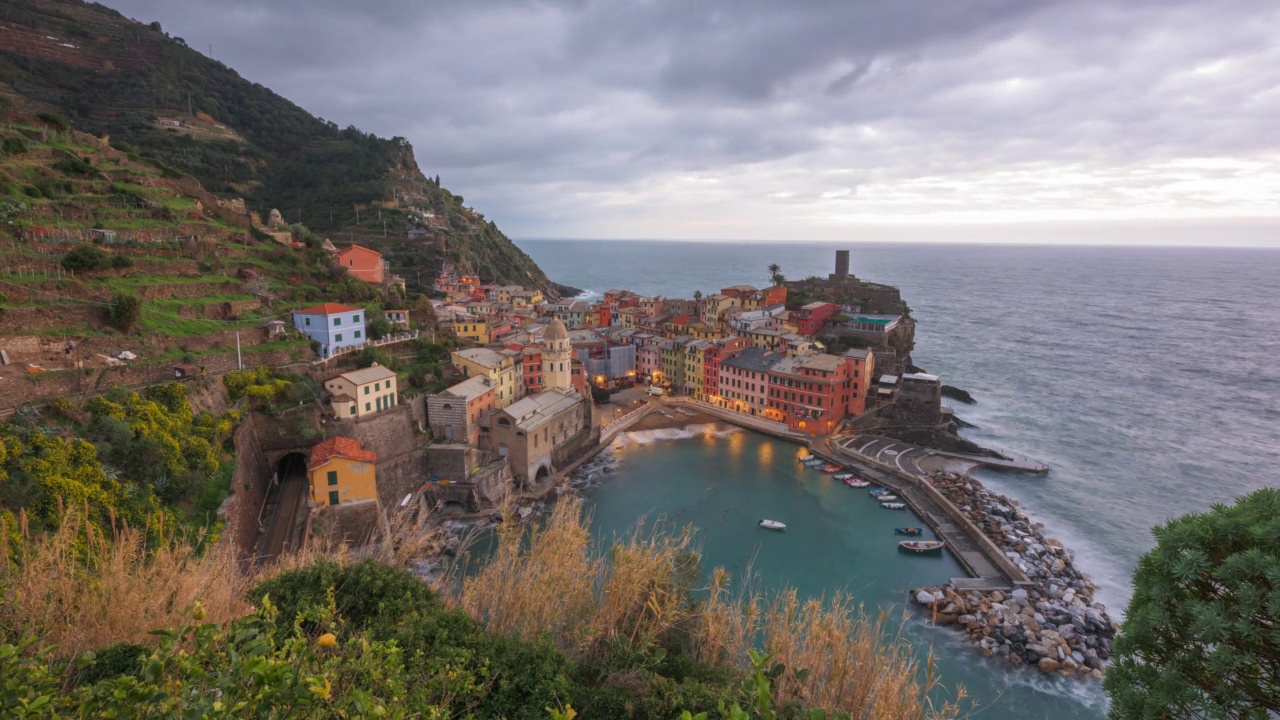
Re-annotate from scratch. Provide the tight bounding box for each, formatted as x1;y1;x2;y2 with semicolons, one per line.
658;340;687;391
451;320;489;344
687;322;725;340
308;437;378;509
324;363;398;418
451;347;523;408
683;339;715;399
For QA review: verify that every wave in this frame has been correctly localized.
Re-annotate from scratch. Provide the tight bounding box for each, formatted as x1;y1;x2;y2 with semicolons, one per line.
572;288;603;302
613;423;742;446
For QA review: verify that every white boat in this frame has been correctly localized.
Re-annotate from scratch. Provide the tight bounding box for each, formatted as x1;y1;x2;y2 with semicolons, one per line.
881;502;907;510
758;519;787;531
898;540;945;554
844;479;871;488
876;494;899;502
833;472;854;481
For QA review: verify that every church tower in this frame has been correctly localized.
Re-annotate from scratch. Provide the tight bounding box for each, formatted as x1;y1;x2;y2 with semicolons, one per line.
542;318;572;392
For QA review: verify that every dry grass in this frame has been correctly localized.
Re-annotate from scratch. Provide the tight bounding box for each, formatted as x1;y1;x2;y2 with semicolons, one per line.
0;504;250;655
454;497;966;720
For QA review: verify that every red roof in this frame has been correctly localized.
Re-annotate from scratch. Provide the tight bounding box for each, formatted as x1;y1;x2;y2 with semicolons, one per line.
504;343;525;351
336;244;382;259
298;302;361;315
308;437;377;470
670;315;693;325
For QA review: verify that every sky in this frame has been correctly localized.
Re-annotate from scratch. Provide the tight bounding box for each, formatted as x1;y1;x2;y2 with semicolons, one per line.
106;0;1280;245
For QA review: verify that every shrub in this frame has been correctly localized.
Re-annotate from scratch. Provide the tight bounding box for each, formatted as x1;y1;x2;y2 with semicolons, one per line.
1;137;27;155
61;245;110;272
108;293;142;331
109;254;132;269
36;112;70;132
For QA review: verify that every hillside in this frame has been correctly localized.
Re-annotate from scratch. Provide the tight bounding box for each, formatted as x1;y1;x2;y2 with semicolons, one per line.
0;0;571;296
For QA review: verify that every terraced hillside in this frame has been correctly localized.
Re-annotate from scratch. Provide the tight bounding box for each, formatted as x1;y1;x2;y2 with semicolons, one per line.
0;113;424;409
0;0;572;297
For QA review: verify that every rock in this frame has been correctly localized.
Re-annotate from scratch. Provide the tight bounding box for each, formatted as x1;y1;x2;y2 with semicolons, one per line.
1091;669;1105;681
1009;653;1024;667
916;590;937;606
1011;588;1028;601
1063;659;1080;672
1071;650;1085;664
1038;657;1060;673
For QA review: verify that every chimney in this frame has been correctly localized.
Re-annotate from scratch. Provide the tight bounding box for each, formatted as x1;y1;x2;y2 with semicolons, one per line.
834;250;850;279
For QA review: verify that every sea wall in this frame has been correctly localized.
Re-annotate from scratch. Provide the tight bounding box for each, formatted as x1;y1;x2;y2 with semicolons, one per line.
912;472;1117;678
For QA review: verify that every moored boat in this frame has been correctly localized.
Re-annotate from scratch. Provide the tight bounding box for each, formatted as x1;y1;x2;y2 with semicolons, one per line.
898;540;945;554
833;472;854;481
868;487;890;495
876;494;899;502
844;478;870;488
881;502;907;510
821;464;841;473
758;519;787;531
894;527;924;536
803;458;825;468
797;453;814;462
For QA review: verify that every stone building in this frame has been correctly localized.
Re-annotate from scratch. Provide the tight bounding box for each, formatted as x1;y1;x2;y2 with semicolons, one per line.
426;375;497;446
482;389;593;487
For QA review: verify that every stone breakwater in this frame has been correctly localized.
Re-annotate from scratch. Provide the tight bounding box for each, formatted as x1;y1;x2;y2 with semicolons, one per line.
911;472;1118;679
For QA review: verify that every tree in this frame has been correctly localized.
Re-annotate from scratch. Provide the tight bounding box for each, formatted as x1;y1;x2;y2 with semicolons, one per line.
108;293;142;331
1105;487;1280;719
366;316;393;341
768;263;784;287
62;245;110;272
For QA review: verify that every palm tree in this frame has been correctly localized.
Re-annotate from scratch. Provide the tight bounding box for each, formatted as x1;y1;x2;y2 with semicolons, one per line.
768;263;784;287
693;290;703;301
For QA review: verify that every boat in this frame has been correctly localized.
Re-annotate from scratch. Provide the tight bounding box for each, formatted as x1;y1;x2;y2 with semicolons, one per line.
881;502;907;510
898;540;945;554
833;472;854;481
758;519;787;531
868;487;890;496
876;495;900;502
821;464;842;473
844;479;870;488
804;458;825;467
894;527;924;536
797;453;814;462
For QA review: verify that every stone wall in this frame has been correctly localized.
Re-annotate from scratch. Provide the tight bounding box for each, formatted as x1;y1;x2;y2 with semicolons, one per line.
228;414;271;562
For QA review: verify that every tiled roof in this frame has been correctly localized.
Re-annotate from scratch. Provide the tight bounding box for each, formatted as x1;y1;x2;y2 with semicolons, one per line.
721;347;781;373
298;302;361;315
329;364;397;386
309;437;377;470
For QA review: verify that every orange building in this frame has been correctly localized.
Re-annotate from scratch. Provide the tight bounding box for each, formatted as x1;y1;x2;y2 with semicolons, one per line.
307;437;378;509
336;244;386;284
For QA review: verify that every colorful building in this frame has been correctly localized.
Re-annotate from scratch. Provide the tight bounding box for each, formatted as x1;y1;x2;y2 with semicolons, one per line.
335;245;386;284
718;347;782;416
791;301;840;337
427;375;498;445
324;363;398;418
450;320;489;344
293;303;366;358
451;347;523;408
766;353;855;435
307;437;378;509
842;348;875;417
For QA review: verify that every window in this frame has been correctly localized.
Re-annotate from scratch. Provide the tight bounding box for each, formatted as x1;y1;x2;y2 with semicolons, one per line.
334;317;341;326
374;382;380;391
305;318;311;326
353;315;360;323
335;333;343;342
329;491;340;506
327;471;338;486
364;386;370;395
365;402;371;412
349;406;356;415
354;330;362;339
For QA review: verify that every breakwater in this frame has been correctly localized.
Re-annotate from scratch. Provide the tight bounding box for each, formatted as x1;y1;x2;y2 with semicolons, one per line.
912;472;1118;678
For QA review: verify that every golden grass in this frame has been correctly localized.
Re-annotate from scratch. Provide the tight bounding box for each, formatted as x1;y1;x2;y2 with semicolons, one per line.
0;505;249;655
455;498;966;720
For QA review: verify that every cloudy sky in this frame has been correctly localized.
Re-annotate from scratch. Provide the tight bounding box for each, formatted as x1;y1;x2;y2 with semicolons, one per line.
109;0;1280;244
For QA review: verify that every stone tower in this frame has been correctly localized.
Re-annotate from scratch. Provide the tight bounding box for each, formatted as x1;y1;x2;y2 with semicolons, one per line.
542;318;572;392
834;250;850;279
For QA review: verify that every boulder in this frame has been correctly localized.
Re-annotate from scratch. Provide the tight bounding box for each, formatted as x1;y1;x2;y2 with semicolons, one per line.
1038;657;1060;673
915;590;936;606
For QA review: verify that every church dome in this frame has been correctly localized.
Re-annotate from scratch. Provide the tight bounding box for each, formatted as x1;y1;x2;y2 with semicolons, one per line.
544;318;569;342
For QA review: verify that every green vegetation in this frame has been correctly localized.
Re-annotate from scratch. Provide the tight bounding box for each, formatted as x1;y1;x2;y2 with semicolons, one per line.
107;292;141;330
1105;487;1280;719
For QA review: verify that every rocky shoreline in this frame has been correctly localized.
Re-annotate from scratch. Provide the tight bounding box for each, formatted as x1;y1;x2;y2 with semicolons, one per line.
912;472;1118;679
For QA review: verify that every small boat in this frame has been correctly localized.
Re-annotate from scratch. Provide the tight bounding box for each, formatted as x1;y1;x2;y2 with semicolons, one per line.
894;527;924;536
804;458;825;467
876;495;899;503
798;453;814;462
881;502;907;510
821;464;841;473
758;519;787;531
868;487;890;496
833;472;854;481
898;540;945;554
844;479;870;488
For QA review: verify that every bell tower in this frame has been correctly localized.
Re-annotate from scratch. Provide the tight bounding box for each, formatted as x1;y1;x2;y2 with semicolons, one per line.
542;318;572;392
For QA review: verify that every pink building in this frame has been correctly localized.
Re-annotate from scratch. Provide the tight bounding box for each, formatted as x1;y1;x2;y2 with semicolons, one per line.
717;346;782;416
637;344;661;383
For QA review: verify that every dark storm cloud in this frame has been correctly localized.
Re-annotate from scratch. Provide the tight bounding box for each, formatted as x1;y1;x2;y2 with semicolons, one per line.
105;0;1280;240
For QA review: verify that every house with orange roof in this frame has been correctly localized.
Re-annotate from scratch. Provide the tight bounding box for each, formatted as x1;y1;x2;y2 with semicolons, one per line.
307;437;378;509
293;302;367;358
335;244;386;284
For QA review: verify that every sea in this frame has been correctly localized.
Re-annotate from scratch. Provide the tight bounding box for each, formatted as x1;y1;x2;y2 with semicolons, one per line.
513;240;1280;719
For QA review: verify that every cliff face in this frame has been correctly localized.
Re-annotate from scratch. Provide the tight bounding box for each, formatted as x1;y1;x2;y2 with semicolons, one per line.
0;0;568;297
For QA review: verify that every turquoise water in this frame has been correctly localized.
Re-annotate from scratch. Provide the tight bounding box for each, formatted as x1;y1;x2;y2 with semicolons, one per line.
584;425;1109;719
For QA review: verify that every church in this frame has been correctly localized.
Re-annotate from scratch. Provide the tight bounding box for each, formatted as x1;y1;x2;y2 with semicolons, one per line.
481;318;598;487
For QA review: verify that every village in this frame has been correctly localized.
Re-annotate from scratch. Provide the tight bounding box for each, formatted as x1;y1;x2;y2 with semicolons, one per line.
272;248;952;550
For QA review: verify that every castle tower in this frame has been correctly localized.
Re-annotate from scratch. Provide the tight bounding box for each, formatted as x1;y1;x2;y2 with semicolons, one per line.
542;318;572;392
834;250;850;279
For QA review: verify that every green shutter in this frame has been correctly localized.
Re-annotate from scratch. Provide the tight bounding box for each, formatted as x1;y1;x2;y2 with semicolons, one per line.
327;470;338;486
328;491;340;506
